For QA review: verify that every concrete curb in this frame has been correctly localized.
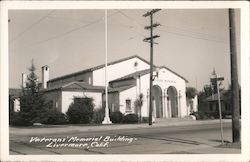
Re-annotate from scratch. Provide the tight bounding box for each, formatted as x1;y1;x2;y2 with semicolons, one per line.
10;119;232;136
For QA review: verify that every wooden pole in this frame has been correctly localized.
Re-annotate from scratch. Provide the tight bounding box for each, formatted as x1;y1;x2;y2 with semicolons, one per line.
229;8;240;143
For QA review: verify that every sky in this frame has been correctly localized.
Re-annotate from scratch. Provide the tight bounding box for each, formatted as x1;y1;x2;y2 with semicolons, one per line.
8;9;241;91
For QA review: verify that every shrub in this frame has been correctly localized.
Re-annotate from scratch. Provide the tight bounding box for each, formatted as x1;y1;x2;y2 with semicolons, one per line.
190;111;209;120
43;109;67;125
222;111;232;119
110;111;124;123
123;114;138;123
10;112;33;126
92;108;105;124
208;111;219;119
142;117;149;123
66;97;94;124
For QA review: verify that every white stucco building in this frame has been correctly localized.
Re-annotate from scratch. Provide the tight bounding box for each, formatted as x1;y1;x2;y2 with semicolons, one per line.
10;55;197;119
36;55;195;119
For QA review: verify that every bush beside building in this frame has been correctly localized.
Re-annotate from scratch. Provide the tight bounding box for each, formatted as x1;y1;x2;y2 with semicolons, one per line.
66;97;94;124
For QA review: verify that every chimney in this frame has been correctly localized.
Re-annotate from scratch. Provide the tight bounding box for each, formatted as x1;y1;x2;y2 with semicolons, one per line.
42;65;49;89
22;73;27;88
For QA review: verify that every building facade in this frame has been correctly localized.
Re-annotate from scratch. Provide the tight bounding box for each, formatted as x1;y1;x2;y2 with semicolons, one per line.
11;55;197;119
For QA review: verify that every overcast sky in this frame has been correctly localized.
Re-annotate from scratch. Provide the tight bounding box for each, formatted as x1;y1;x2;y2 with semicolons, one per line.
8;9;240;91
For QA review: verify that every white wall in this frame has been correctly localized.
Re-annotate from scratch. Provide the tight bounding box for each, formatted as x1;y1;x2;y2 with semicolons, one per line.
119;87;136;114
93;57;149;86
138;74;150;117
132;67;188;118
155;68;187;117
61;91;102;114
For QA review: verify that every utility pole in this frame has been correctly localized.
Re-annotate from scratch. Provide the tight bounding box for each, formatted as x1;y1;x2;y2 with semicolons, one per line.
143;9;161;125
229;9;240;143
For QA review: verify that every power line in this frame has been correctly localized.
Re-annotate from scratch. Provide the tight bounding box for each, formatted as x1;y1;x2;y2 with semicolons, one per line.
15;11;101;25
116;23;146;38
117;10;227;44
11;11;120;51
160;24;225;41
9;10;55;43
116;10;148;38
158;28;227;44
117;10;145;27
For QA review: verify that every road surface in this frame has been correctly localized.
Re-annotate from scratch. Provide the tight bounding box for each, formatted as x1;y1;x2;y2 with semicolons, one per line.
9;122;240;154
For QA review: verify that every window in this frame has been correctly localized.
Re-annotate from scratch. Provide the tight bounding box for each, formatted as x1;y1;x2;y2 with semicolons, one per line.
126;99;131;112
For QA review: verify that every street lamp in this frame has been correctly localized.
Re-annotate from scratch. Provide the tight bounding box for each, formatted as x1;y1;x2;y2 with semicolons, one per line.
152;68;160;81
210;70;224;144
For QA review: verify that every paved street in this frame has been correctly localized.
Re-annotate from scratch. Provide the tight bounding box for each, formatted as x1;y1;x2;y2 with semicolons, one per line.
9;121;240;154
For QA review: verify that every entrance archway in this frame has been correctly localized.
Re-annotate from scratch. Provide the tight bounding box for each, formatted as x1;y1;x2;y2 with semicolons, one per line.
167;86;178;117
152;85;163;118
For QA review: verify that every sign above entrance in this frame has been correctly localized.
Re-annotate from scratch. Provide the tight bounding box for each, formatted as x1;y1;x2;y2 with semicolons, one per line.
155;79;176;83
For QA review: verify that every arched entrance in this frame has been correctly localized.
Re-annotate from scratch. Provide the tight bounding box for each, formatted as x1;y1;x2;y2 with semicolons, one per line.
152;85;163;118
167;86;178;118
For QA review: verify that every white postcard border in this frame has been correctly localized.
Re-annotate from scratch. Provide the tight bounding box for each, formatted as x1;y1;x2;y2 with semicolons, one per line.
1;1;249;162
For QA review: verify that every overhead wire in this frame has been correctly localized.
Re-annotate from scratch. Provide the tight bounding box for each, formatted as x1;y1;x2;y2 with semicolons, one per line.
157;28;227;44
11;11;120;51
160;24;225;41
115;10;148;40
117;9;227;44
116;10;145;28
9;10;55;43
115;22;146;38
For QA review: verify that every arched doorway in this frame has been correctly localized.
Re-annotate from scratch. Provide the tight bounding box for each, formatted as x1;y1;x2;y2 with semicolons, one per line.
152;85;163;118
167;86;178;118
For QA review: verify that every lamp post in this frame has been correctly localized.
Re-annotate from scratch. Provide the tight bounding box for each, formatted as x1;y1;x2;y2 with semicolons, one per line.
210;71;224;144
148;68;159;125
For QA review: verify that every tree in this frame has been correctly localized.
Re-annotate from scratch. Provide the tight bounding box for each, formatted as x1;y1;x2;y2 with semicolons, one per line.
186;87;198;99
66;97;94;124
197;84;213;103
14;60;51;126
186;87;198;113
223;85;241;115
134;93;144;123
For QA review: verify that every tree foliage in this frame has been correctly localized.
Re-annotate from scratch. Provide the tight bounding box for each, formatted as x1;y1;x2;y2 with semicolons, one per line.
11;60;52;126
123;114;138;123
43;109;67;125
66;97;94;124
110;111;124;123
186;87;198;99
198;84;213;102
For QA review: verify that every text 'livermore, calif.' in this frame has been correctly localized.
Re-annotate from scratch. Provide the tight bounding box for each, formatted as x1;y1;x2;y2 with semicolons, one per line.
29;136;137;148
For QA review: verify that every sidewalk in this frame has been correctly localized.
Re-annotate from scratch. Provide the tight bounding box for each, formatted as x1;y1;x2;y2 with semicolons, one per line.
10;119;232;136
